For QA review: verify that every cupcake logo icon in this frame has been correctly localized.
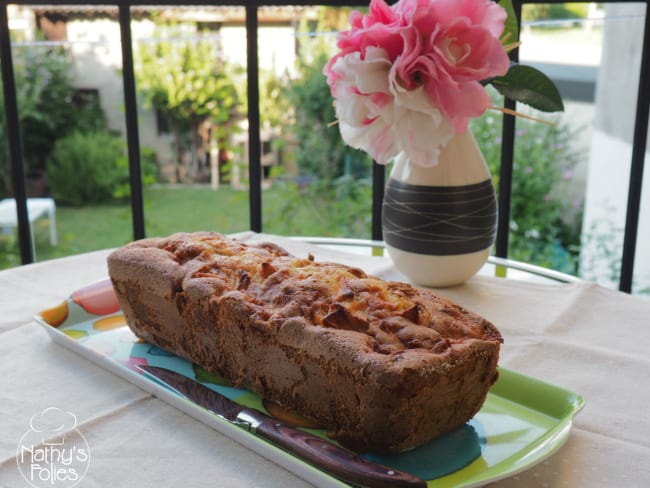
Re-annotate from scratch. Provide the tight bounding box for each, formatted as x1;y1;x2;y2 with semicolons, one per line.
16;407;90;488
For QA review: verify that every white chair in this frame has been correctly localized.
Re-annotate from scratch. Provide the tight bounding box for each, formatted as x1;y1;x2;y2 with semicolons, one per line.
0;198;57;258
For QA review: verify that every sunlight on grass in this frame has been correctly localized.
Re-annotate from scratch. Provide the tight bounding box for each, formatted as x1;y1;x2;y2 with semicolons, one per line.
2;182;368;269
144;186;250;236
13;186;252;265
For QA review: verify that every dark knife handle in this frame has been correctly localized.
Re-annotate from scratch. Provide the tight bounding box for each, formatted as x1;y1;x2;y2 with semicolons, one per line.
239;408;426;488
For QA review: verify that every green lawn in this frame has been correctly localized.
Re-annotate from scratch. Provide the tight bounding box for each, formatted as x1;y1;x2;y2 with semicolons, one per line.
3;183;367;268
4;186;254;266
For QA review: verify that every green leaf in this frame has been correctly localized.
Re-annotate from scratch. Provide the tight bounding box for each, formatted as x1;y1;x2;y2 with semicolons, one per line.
490;64;565;112
499;0;519;46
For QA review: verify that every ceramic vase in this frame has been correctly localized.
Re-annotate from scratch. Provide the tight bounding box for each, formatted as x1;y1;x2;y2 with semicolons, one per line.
382;130;497;287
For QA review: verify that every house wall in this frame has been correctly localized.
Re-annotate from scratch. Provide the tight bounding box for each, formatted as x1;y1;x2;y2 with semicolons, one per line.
63;15;297;181
518;20;601;227
66;17;172;167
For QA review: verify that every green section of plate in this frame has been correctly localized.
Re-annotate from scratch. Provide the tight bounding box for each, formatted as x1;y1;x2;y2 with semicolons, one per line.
35;280;584;488
425;368;584;487
491;367;585;419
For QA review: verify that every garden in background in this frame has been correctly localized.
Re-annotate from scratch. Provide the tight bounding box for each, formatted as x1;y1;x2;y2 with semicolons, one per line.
0;4;598;285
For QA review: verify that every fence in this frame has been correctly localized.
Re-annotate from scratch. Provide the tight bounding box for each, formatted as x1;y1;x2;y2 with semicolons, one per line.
0;0;648;293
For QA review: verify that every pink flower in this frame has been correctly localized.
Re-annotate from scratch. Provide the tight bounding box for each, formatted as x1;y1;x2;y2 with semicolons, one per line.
336;0;407;61
394;0;509;130
324;0;510;166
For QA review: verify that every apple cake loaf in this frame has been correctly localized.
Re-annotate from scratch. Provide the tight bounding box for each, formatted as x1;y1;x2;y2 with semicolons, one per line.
107;232;502;453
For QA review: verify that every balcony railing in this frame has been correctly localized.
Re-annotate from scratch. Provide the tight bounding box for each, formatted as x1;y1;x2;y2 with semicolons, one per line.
1;0;648;293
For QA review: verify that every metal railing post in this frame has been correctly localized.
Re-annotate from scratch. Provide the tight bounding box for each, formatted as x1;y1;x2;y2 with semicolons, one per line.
619;4;650;293
495;0;523;260
0;3;33;263
118;4;146;240
246;3;262;233
371;161;385;241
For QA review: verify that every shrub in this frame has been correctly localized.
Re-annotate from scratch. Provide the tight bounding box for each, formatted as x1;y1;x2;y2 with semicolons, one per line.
113;146;159;200
49;131;125;205
48;131;127;206
471;99;583;274
0;234;20;268
265;174;372;238
265;14;373;238
281;15;371;184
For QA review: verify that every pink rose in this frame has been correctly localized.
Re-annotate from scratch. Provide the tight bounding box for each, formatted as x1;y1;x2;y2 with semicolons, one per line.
324;0;406;87
339;0;406;60
396;0;510;131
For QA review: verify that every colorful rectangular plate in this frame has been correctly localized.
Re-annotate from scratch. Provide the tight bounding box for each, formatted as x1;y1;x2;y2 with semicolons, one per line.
35;279;584;487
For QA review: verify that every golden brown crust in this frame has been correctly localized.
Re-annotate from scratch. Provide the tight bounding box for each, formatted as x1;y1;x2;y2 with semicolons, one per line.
108;232;502;453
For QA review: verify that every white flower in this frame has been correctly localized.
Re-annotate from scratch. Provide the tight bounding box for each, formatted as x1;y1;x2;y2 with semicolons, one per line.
330;47;454;167
331;48;391;129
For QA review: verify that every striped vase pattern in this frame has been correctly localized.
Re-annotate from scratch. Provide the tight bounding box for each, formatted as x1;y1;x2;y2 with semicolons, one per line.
382;131;497;287
382;179;497;256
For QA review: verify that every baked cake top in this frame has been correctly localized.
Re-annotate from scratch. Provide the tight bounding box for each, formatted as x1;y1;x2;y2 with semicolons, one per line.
119;232;502;362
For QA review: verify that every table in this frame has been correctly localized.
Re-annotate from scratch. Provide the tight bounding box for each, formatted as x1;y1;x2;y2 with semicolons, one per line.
1;233;649;487
0;198;58;257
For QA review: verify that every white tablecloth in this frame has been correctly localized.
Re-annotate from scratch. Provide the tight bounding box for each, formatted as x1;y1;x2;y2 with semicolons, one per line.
1;233;649;487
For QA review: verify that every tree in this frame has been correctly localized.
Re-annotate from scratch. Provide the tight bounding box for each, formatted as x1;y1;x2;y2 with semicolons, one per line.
283;12;371;183
134;28;243;183
0;44;107;196
261;8;374;239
